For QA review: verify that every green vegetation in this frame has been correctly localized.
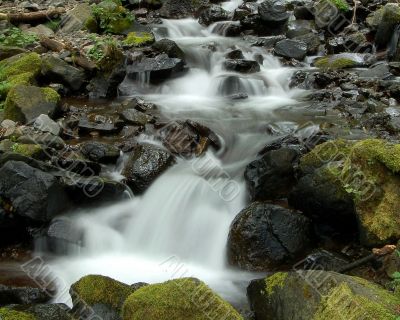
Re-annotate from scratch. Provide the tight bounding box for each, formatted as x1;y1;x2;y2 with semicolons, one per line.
265;272;288;296
123;32;155;47
0;27;38;48
328;0;350;11
315;57;358;70
44;18;62;31
0;308;36;320
122;278;243;320
11;143;44;159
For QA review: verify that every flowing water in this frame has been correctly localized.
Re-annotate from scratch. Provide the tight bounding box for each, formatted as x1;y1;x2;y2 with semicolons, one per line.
47;2;320;308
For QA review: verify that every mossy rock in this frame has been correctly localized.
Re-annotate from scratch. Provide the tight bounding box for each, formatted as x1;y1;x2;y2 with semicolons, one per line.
248;271;400;320
123;32;155;47
314;54;365;70
0;52;41;81
298;139;400;246
122;278;243;320
375;3;400;48
4;85;60;123
70;274;135;320
0;308;37;320
11;143;46;160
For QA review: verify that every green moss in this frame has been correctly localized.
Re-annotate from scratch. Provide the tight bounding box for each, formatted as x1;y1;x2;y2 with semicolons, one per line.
11;143;43;158
123;32;155;47
265;272;288;296
122;278;243;320
329;0;350;11
315;57;358;70
0;308;36;320
314;282;400;320
41;87;60;104
0;72;35;99
71;275;135;311
0;52;41;81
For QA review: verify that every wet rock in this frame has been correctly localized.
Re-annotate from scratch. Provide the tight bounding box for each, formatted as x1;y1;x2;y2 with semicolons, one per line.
158;0;209;18
120;109;153;126
41;55;86;91
122;144;175;194
126;54;185;84
313;0;349;29
258;0;290;24
225;49;245;59
6;303;73;320
227;203;312;271
327;32;370;54
80;141;120;164
122;278;242;320
244;148;300;201
293;249;349;271
223;59;260;73
33;114;61;136
70;275;136;320
293;3;314;20
274;39;307;60
294;32;320;54
78;119;120;134
0;161;70;222
0;284;51;305
17;132;65;150
152;39;185;61
248;271;400;320
286;20;315;38
198;5;229;26
314;53;375;69
88;64;126;99
4;85;60;124
53;157;101;177
375;3;400;49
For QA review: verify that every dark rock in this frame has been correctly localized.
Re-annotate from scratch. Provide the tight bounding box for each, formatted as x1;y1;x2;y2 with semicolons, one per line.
258;0;290;23
293;4;314;20
274;39;307;60
293;249;349;271
198;5;229;26
294;33;320;54
41;55;86;91
152;39;185;61
120;109;153;126
53;157;102;177
245;35;286;47
78;119;120;134
286;20;315;38
0;284;51;305
225;49;245;59
0;46;27;61
0;161;70;222
87;64;126;99
126;54;185;84
375;3;400;49
8;304;73;320
122;144;175;194
223;59;260;73
244;148;300;201
158;0;209;18
227;203;312;271
80;141;120;164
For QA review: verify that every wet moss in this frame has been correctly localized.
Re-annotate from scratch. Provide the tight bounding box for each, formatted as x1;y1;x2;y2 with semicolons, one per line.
0;52;41;81
0;72;35;98
0;308;36;320
11;143;43;158
315;57;358;70
122;278;243;320
71;275;135;311
265;272;288;296
123;32;155;47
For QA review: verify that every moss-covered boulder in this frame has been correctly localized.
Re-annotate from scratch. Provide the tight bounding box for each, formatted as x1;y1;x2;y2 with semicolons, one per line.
122;278;243;320
248;271;400;320
375;3;400;49
289;139;400;246
0;308;36;320
123;32;155;47
70;275;136;320
0;46;27;61
10;143;46;160
314;53;369;70
4;85;60;123
4;304;73;320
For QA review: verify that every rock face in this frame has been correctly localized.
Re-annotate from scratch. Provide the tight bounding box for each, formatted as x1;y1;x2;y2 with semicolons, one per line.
227;203;312;271
223;59;260;73
248;271;400;320
4;85;60;124
198;6;229;26
0;161;70;222
70;275;136;320
41;55;86;91
274;39;308;60
122;278;242;320
122;144;175;194
126;54;185;84
289;139;400;246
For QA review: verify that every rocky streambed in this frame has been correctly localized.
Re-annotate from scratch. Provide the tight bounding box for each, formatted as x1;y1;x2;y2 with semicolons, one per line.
1;0;400;319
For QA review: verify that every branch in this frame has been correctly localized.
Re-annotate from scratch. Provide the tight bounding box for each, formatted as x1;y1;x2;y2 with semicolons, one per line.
0;8;65;23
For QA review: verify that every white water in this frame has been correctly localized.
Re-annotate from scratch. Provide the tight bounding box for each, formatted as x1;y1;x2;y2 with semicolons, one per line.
48;5;308;308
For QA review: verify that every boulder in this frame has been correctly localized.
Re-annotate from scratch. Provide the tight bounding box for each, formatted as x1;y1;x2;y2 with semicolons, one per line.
274;39;307;60
122;143;175;194
0;161;70;222
33;114;61;136
198;6;229;26
286;20;315;38
0;284;51;305
41;55;86;91
227;203;312;271
223;59;260;73
4;85;60;124
375;3;400;49
0;46;27;61
258;0;290;24
120;109;153;126
26;24;54;38
78;119;120;134
80;141;120;164
123;32;155;47
313;0;350;29
122;278;242;320
314;53;374;69
248;271;400;320
126;54;185;84
158;0;209;18
59;3;93;33
70;275;136;320
87;63;126;99
152;39;185;61
4;304;73;320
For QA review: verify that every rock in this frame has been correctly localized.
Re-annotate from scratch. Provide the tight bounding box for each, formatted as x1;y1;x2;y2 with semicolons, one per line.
123;32;155;47
122;278;242;320
314;53;374;69
70;275;136;320
258;0;290;24
247;271;400;320
294;32;320;54
0;46;27;61
290;139;400;246
41;55;86;91
198;5;229;26
375;3;400;49
26;24;54;37
223;59;260;73
80;141;120;164
87;64;126;99
327;32;369;54
227;203;312;271
120;109;152;126
17;132;65;149
225;49;245;59
158;0;209;18
274;39;307;60
33;114;61;136
286;20;315;38
59;3;93;33
4;85;60;124
126;54;185;84
152;39;185;61
0;284;51;305
244;148;300;201
78;119;120;134
6;304;73;320
0;161;70;222
294;249;348;271
313;0;350;29
122;144;174;194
